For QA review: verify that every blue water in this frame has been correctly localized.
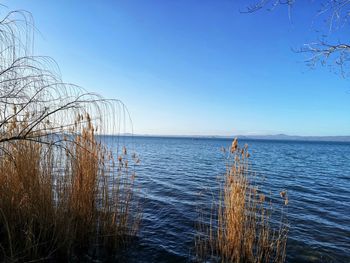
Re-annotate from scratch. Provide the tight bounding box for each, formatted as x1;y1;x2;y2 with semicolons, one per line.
110;136;350;262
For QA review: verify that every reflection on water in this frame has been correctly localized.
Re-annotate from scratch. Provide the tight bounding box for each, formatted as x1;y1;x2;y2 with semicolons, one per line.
105;136;350;263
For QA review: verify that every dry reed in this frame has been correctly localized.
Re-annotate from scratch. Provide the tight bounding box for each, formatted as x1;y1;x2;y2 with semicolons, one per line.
0;9;139;262
196;138;288;263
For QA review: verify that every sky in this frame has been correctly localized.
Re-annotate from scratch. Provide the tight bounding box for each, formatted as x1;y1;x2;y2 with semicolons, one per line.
4;0;350;136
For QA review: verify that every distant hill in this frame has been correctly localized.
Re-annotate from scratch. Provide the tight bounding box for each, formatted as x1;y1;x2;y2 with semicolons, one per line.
237;134;350;142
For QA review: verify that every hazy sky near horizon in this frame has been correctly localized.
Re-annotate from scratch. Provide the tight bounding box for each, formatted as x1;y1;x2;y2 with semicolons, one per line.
4;1;350;136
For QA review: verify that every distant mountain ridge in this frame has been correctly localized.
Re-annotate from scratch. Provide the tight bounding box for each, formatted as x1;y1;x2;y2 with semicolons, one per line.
125;133;350;142
236;134;350;142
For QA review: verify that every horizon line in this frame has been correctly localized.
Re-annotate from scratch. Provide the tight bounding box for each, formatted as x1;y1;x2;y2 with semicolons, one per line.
105;133;350;139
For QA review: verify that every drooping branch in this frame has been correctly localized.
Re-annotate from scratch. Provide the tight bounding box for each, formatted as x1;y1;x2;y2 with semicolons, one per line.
0;9;133;156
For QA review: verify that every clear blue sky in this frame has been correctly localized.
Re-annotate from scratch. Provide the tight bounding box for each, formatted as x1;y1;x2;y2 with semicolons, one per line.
5;0;350;136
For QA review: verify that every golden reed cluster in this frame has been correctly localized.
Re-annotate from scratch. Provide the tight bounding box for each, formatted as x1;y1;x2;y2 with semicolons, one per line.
0;112;140;261
196;138;289;263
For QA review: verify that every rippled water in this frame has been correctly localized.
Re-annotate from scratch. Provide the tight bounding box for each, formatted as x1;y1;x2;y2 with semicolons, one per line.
109;136;350;262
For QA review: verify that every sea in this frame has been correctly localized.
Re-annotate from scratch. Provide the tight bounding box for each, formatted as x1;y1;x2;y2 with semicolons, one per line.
107;136;350;263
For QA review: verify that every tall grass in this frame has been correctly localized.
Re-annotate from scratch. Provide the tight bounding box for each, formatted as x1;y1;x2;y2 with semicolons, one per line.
0;9;139;262
196;139;288;263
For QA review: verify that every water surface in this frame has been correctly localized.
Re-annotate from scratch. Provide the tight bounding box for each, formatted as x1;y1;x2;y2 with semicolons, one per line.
109;136;350;263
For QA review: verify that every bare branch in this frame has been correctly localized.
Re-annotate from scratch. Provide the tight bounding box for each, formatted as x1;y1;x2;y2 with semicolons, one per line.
245;0;350;76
